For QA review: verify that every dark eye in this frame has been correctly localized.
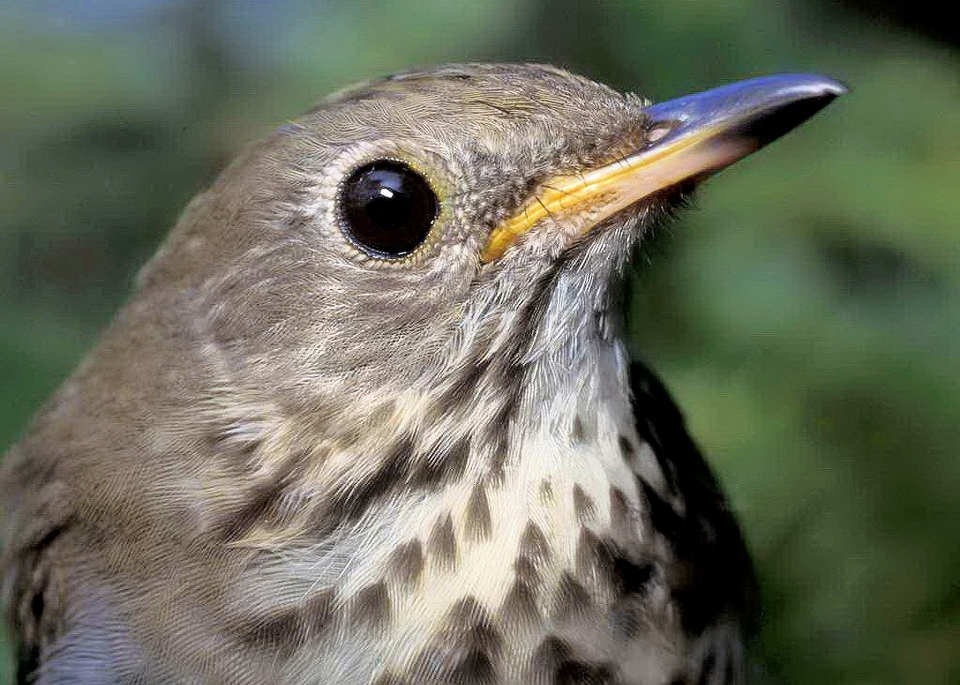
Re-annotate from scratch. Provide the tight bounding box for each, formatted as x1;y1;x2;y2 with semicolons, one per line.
340;161;439;257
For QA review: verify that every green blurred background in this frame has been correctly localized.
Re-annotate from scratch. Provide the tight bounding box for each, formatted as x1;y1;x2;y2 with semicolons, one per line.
1;0;958;682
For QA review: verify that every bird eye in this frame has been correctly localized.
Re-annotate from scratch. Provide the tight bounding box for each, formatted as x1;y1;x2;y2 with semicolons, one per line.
340;161;439;257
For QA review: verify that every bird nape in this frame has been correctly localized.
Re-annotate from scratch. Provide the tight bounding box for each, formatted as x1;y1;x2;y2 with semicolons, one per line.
0;64;843;685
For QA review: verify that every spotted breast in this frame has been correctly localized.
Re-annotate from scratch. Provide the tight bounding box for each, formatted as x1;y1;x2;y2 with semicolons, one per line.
223;338;753;685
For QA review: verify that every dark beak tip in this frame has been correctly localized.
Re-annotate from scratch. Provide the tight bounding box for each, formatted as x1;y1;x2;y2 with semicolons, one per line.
737;73;848;146
771;73;849;110
812;74;849;97
644;72;848;148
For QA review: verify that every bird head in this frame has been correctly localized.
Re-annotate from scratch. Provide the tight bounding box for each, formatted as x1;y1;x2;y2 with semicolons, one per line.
82;64;843;542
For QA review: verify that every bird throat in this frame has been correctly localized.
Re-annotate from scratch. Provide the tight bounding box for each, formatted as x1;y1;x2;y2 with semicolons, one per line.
227;269;686;683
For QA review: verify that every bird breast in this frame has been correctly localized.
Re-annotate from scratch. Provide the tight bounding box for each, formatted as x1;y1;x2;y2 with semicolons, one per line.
235;379;685;685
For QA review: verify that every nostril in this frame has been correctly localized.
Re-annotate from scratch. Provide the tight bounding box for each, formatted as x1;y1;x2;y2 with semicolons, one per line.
646;124;673;143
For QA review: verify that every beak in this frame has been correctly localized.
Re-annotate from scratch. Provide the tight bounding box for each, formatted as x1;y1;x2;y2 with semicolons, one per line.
481;73;847;263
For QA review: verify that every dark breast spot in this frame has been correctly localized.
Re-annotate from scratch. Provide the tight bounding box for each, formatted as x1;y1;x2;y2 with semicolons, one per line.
575;528;655;598
613;554;655;597
440;650;496;685
540;479;555;503
349;581;390;632
530;636;619;685
213;448;304;542
552;572;592;620
638;479;685;549
572;485;597;522
634;423;679;496
515;556;541;589
518;521;551;563
575;528;611;583
215;476;285;543
406;597;501;685
555;661;617;685
433;358;489;412
387;539;424;589
608;486;633;538
428;513;458;571
464;482;493;542
440;434;472;481
311;430;475;539
500;579;541;628
309;434;416;535
531;634;571;666
414;434;473;486
484;402;513;480
232;587;334;655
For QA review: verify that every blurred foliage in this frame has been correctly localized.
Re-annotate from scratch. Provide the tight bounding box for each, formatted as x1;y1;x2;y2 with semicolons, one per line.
1;0;958;682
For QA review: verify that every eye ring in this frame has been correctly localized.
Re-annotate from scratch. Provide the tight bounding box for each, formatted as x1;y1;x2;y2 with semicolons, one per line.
338;160;440;258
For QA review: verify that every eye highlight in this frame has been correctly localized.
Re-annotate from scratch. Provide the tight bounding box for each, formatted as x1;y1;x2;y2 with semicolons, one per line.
339;161;439;258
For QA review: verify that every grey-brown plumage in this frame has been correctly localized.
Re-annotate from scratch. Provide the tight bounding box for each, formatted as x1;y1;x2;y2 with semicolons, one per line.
0;64;843;684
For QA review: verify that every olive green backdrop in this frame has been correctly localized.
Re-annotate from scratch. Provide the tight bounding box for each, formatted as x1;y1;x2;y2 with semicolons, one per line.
1;1;958;682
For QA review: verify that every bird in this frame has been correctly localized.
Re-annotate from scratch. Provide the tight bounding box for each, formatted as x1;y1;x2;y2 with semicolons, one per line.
0;64;843;685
